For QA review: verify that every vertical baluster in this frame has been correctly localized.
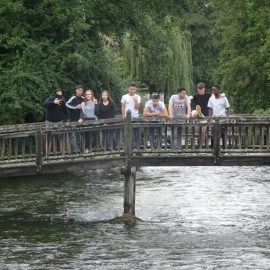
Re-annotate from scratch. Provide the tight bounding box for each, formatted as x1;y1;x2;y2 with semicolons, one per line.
191;126;195;151
231;126;235;148
252;126;256;149
164;126;168;151
223;125;228;150
29;137;33;158
8;138;12;160
185;126;188;150
205;126;209;150
244;126;248;149
267;126;270;150
14;138;18;159
21;138;25;158
52;134;57;156
1;139;5;160
143;127;147;151
157;125;162;151
259;126;264;150
238;125;242;150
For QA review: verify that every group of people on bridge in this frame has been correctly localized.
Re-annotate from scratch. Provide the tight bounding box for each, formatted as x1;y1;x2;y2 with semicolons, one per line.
44;82;230;153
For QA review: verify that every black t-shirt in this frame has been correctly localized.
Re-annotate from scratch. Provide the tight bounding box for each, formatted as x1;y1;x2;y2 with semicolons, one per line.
95;102;115;119
193;92;211;116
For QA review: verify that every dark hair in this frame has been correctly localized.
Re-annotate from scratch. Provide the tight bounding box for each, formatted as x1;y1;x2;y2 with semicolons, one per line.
151;93;160;100
75;85;83;90
197;82;205;89
128;83;136;88
212;84;220;90
99;90;114;104
177;87;186;93
55;88;62;94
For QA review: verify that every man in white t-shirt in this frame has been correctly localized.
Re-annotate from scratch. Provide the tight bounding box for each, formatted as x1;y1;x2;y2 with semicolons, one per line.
208;85;230;117
208;84;230;149
143;93;168;148
121;83;141;149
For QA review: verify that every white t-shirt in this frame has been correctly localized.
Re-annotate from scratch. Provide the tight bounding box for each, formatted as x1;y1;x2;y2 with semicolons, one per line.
207;96;230;117
145;100;165;113
121;94;141;118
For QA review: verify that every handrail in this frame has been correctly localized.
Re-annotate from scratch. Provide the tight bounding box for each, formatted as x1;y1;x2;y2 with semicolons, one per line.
0;115;269;176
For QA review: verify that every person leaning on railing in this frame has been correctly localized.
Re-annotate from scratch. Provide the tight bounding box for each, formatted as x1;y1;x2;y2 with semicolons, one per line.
143;93;168;149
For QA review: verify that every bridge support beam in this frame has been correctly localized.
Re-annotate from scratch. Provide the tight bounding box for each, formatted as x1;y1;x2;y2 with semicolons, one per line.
122;166;137;217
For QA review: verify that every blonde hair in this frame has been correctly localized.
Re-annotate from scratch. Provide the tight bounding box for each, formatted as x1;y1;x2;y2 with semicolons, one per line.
85;89;95;101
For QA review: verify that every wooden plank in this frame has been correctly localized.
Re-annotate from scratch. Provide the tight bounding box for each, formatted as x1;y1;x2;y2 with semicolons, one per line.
1;139;5;160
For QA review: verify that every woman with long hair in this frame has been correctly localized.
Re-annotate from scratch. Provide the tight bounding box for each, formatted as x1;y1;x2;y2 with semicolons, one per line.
78;89;97;153
95;90;115;151
78;89;97;123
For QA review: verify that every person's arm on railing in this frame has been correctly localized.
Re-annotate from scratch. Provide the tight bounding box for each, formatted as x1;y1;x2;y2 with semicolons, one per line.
143;107;160;117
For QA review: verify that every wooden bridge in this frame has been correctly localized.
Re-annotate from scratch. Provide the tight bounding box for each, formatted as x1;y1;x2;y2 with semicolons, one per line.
1;113;269;216
0;113;270;178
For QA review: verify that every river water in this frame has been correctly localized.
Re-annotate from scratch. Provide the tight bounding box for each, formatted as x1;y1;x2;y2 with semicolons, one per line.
0;166;270;269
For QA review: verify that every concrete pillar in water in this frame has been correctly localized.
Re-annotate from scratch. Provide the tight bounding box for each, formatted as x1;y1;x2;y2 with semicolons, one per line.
122;166;137;217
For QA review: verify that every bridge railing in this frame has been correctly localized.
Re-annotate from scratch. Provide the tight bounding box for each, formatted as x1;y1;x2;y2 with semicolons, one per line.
0;115;269;168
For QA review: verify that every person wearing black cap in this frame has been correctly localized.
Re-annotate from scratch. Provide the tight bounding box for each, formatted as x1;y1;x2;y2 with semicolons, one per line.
43;89;67;155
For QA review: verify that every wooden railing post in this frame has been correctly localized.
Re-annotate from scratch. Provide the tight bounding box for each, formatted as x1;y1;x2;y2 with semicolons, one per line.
122;110;136;217
213;119;221;164
35;126;43;172
125;110;133;164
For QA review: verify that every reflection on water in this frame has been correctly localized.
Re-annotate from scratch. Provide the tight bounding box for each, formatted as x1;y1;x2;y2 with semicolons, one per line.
0;167;270;269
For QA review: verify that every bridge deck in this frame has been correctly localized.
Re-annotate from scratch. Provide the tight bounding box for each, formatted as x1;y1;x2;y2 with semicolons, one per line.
0;114;269;178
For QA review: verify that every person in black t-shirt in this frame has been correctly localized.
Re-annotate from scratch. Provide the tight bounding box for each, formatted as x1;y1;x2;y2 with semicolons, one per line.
95;90;116;151
191;82;211;146
192;82;211;117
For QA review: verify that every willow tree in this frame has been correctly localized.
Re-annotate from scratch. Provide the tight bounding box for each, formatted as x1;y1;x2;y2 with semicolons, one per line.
119;18;193;101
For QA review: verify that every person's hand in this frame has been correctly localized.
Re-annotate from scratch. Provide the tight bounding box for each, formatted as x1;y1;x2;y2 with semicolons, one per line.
54;98;62;105
169;114;174;119
133;96;138;104
78;119;83;124
93;98;97;104
76;104;82;109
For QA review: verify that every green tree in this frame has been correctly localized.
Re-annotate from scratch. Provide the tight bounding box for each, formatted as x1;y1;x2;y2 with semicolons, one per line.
211;0;270;113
